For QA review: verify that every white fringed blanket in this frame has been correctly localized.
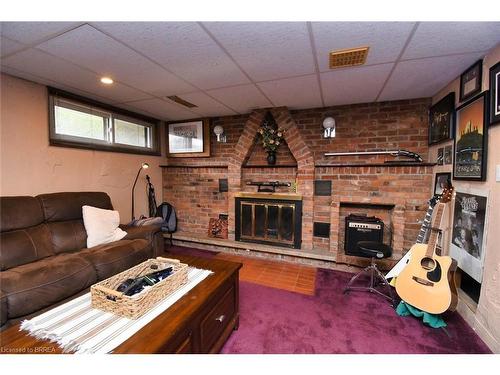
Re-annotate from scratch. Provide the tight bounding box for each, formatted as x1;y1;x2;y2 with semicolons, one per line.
20;267;212;354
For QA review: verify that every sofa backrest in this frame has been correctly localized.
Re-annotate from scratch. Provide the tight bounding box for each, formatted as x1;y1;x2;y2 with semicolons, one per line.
0;192;113;270
0;196;54;271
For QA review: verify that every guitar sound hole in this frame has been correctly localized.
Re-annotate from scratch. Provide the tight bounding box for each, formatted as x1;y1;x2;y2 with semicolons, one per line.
420;257;435;270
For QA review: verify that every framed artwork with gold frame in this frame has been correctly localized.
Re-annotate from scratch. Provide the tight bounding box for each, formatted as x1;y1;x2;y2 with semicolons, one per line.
453;92;488;181
166;119;210;157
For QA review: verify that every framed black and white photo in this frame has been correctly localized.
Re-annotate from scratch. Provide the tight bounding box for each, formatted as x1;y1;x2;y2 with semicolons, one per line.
166;119;210;157
490;61;500;125
450;188;489;283
444;144;453;165
434;172;451;196
453;92;489;181
429;92;455;145
437;147;444;165
460;60;483;102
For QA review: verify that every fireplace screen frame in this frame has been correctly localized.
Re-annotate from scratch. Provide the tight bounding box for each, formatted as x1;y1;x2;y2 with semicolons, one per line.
235;197;302;249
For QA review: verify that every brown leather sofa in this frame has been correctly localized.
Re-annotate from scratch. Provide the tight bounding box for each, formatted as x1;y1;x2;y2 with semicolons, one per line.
0;192;164;330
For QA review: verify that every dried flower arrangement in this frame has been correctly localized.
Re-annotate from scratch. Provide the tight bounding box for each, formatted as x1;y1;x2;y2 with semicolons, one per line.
258;126;286;153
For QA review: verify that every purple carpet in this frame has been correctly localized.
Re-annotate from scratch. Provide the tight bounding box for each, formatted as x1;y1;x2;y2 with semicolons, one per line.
221;268;491;354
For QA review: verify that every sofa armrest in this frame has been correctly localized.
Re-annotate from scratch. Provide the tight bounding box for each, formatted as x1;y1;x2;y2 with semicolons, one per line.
120;225;165;257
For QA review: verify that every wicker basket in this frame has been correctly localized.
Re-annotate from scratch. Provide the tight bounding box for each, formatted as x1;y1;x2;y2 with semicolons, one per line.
91;257;188;319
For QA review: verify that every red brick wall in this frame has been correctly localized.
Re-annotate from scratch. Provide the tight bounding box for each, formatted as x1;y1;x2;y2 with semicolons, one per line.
315;164;433;263
245;139;297;166
162;166;228;233
292;98;430;165
162;98;433;260
241;167;297;192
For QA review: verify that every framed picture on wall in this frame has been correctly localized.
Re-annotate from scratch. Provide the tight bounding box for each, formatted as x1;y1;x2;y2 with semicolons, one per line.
434;172;451;196
437;147;444;165
429;92;455;145
166;119;211;157
459;60;483;102
453;92;489;181
490;61;500;125
444;144;453;165
450;187;489;283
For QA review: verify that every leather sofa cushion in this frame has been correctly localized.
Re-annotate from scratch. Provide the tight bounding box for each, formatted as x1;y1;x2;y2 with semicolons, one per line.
0;196;44;232
80;239;153;280
47;220;87;254
38;192;113;222
0;253;97;319
0;224;54;271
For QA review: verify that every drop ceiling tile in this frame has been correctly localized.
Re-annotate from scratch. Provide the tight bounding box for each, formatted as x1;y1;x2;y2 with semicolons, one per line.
403;22;500;60
312;22;415;72
1;36;26;57
1;48;152;103
203;22;315;81
92;22;250;90
320;63;393;106
36;24;196;97
206;84;273;113
1;65;117;105
0;22;83;44
379;52;484;101
176;91;238;117
257;75;322;109
122;98;197;121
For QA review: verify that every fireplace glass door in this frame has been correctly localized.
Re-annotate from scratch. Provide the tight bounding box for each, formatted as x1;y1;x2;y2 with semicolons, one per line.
240;202;295;246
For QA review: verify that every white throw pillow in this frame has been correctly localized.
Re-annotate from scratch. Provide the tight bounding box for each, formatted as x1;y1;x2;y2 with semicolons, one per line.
82;205;127;248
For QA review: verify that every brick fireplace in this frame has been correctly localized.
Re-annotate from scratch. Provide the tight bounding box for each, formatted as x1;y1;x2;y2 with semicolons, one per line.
161;99;433;268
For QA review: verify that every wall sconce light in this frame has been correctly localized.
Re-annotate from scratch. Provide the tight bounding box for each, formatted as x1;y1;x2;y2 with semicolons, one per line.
322;116;336;138
213;125;227;143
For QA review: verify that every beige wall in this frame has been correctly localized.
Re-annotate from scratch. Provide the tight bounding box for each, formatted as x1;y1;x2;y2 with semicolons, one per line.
0;74;166;223
431;43;500;352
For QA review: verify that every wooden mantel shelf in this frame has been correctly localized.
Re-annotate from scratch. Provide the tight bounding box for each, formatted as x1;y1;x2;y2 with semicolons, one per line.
242;164;298;168
314;162;436;168
160;164;229;168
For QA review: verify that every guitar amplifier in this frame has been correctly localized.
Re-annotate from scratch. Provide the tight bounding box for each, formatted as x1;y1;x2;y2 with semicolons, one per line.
344;214;384;256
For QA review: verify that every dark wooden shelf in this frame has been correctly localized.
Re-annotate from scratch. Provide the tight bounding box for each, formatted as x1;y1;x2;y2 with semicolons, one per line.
160;164;229;168
242;164;298;168
314;162;436;168
161;162;435;168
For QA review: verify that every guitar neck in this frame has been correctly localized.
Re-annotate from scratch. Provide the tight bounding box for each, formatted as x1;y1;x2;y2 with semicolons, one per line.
426;203;446;257
416;204;434;244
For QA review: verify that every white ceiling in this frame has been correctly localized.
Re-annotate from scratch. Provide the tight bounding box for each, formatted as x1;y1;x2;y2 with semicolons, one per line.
1;22;499;121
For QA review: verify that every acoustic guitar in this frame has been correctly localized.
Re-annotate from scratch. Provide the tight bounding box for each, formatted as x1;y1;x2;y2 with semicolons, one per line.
395;187;458;314
385;193;441;280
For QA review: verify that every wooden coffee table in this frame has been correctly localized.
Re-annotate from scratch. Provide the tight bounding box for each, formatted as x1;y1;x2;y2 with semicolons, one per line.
0;254;242;354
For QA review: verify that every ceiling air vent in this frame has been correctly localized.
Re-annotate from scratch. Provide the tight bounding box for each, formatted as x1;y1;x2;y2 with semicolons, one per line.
329;46;369;69
166;95;198;108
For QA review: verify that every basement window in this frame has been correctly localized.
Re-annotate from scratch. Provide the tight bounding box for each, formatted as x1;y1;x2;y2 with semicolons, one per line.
48;87;160;155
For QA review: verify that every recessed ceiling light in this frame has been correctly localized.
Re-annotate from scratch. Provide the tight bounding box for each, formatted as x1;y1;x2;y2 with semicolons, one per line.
100;77;114;85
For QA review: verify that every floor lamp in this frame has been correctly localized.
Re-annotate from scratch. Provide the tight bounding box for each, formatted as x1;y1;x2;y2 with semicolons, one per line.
131;162;149;220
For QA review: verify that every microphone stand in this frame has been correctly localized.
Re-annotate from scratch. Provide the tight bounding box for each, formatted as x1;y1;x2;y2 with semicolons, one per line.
131;166;143;221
